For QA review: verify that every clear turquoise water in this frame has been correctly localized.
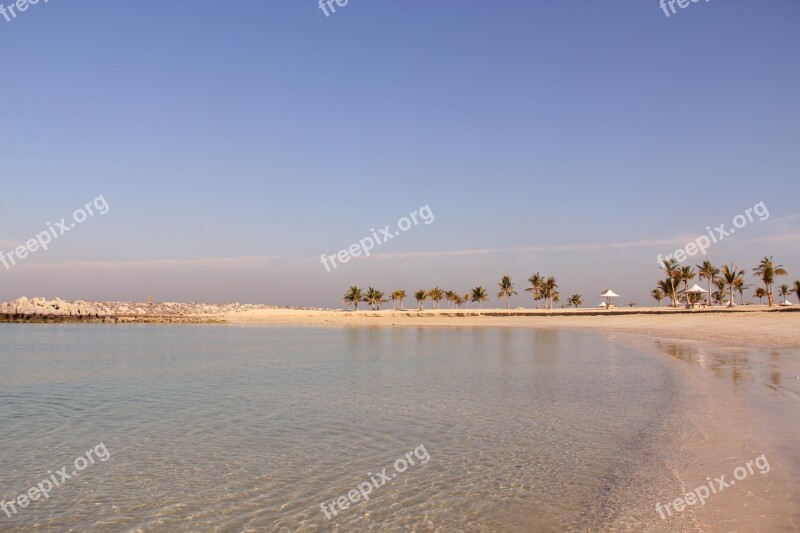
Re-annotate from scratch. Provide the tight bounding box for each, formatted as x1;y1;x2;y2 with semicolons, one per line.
0;325;731;531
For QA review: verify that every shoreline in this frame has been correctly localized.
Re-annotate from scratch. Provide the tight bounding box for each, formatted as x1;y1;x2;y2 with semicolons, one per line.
222;306;800;350
4;306;799;349
619;333;800;531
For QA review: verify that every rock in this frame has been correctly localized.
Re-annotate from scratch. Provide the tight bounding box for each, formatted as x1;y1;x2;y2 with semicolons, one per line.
0;297;324;319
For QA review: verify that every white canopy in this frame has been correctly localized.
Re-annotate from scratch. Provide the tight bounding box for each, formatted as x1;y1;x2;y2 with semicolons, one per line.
598;301;608;308
685;284;708;294
599;290;620;298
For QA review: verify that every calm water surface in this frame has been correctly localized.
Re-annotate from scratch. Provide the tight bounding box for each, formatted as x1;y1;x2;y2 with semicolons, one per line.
0;325;792;532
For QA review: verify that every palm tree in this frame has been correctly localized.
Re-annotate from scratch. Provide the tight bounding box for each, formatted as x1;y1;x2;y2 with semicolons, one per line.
414;290;428;311
497;275;516;309
568;294;583;309
713;279;728;306
753;256;788;306
656;279;673;306
779;283;790;305
374;289;387;310
678;266;697;292
363;287;375;310
660;258;680;307
463;292;471;309
362;287;387;310
792;281;800;304
539;276;558;309
343;286;363;311
444;290;456;309
720;263;744;308
453;294;464;308
525;273;544;309
732;277;749;306
471;286;489;309
651;288;665;306
391;290;406;310
428;287;444;309
754;287;767;305
697;260;719;307
672;266;694;307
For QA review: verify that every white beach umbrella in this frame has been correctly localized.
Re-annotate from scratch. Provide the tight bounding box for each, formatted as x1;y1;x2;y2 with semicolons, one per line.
684;284;708;294
683;283;709;306
599;289;619;307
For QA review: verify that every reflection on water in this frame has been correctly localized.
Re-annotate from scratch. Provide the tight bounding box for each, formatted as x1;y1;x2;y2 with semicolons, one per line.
653;336;800;506
655;339;800;395
0;325;774;532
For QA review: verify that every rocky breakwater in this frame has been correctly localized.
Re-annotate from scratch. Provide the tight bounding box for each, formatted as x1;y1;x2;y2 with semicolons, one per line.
108;301;280;323
0;297;112;323
0;298;333;323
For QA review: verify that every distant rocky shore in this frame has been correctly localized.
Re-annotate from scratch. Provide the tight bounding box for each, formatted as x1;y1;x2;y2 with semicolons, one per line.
0;297;333;324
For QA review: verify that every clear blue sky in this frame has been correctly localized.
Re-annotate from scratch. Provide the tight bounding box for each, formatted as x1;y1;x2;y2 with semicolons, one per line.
2;1;799;307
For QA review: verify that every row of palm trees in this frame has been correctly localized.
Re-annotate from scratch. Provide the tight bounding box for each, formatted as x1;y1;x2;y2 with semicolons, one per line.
342;274;584;311
653;256;799;307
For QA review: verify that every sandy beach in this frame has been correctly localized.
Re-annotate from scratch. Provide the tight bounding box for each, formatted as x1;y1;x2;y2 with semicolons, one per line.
225;306;800;350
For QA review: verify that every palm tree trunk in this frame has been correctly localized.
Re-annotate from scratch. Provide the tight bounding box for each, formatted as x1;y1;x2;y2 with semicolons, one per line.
669;279;676;307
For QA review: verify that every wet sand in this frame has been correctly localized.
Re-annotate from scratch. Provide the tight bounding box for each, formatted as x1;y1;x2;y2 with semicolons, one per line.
604;334;800;531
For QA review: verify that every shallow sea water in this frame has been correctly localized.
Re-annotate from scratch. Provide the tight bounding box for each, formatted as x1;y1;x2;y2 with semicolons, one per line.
0;325;796;532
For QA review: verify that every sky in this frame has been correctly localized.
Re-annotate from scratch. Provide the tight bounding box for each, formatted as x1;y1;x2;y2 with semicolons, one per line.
1;1;799;308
